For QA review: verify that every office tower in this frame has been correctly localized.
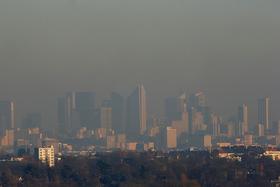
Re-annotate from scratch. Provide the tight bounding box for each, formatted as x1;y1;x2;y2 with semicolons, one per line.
227;122;235;137
188;91;208;134
21;113;42;129
210;114;221;137
188;91;206;111
64;92;80;130
58;92;96;131
238;104;248;136
0;101;15;133
74;92;96;128
177;93;187;113
165;93;187;122
126;84;147;137
100;107;112;130
110;92;125;133
191;111;206;134
258;97;270;130
257;124;265;137
35;146;55;167
166;127;177;149
165;97;178;122
171;111;189;137
0;129;14;146
101;93;125;133
202;106;212;127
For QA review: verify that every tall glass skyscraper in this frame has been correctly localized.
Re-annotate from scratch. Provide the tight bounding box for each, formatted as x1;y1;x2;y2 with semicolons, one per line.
58;91;96;132
238;104;248;136
0;101;15;134
258;97;270;131
126;84;147;137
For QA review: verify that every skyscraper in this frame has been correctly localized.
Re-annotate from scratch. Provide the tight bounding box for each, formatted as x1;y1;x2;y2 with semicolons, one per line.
238;104;248;136
58;91;96;132
0;101;15;134
166;127;177;149
165;93;187;122
191;111;206;134
188;91;206;111
188;91;208;134
110;92;125;133
100;107;112;130
258;97;270;130
210;114;221;137
126;84;147;137
74;92;96;128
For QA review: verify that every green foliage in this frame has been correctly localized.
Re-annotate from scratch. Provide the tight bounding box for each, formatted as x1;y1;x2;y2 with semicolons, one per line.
0;151;277;186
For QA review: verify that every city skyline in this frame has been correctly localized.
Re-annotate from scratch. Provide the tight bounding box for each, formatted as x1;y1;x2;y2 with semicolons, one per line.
1;0;280;186
1;0;280;130
0;87;277;132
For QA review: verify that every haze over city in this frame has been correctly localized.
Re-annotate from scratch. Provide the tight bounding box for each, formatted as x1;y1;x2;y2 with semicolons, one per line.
0;0;280;129
2;0;280;186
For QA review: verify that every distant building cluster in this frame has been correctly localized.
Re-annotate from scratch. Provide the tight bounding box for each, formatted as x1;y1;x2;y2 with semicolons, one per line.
0;85;280;166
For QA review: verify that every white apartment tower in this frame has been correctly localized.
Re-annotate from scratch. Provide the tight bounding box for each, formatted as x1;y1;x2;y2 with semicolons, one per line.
35;146;55;167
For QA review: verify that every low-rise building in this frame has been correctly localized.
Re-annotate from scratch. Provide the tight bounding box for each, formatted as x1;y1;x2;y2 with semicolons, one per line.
264;151;280;160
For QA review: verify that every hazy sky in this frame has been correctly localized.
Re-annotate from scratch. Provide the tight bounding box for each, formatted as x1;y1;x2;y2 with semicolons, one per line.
0;0;280;128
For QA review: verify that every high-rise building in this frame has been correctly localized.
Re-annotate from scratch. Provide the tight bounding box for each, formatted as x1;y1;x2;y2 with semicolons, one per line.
227;122;235;137
171;112;189;137
35;146;55;167
258;97;270;130
74;92;96;128
238;104;248;136
126;84;147;137
257;124;265;137
0;101;15;133
100;107;112;130
202;106;212;127
166;127;177;149
188;91;209;134
58;92;96;131
188;91;206;111
110;92;125;133
191;111;206;134
165;97;179;122
0;129;14;146
210;114;221;137
165;93;187;122
100;93;125;133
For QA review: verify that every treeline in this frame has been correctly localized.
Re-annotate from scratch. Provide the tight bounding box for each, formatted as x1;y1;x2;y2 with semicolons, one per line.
0;151;279;187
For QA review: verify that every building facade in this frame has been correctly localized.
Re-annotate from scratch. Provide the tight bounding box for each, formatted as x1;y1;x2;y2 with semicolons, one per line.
35;146;55;167
258;97;270;131
126;85;147;137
